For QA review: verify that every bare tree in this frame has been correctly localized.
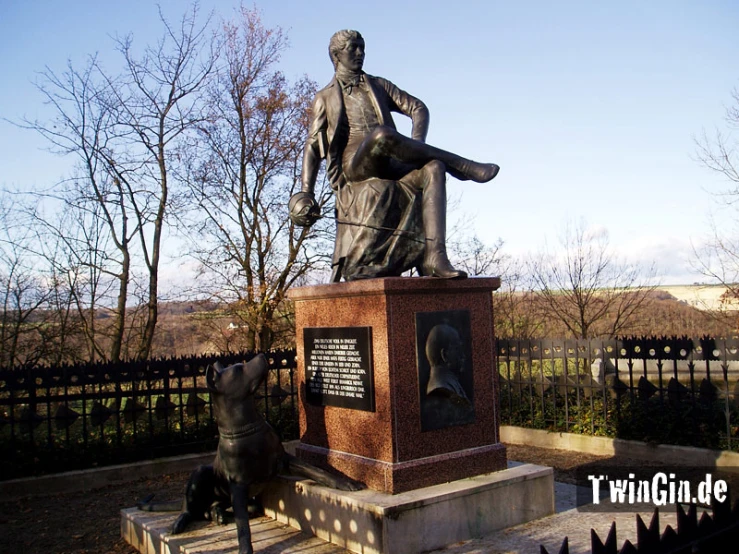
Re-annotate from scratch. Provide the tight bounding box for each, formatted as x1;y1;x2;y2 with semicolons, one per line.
449;234;504;277
31;240;87;365
493;257;544;339
21;58;135;361
181;6;331;351
694;86;739;303
529;218;658;339
0;195;83;366
0;226;49;366
448;234;543;338
105;5;215;359
21;4;215;361
25;194;118;362
696;87;739;188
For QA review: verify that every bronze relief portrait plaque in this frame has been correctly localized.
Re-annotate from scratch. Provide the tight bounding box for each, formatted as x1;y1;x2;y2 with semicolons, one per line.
415;310;474;431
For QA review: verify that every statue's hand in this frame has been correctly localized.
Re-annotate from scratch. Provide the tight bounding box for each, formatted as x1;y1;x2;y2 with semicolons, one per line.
288;192;320;227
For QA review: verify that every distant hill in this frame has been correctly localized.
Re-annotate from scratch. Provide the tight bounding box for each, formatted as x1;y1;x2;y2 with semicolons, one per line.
657;284;739;312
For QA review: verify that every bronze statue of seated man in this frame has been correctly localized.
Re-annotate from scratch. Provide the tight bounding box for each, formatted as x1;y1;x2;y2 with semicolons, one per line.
292;29;499;282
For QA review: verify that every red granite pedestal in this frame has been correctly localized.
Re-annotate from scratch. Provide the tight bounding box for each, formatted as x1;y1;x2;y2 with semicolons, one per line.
288;277;507;494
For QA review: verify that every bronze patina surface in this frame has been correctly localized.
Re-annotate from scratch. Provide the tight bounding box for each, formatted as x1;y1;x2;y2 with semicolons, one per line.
292;30;500;282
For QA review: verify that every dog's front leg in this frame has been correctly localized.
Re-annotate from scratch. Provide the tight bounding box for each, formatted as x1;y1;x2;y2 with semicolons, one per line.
229;481;254;554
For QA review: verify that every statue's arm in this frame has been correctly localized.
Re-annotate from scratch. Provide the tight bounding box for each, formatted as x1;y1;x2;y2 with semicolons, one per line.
301;95;328;194
377;77;429;142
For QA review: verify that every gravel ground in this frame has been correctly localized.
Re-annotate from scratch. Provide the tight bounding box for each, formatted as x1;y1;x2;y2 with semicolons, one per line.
0;445;649;554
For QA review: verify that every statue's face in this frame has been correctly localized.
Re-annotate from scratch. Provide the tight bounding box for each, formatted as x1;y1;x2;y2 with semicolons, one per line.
336;37;365;72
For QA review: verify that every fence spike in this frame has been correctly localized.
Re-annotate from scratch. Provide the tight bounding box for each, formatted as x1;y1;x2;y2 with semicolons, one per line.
616;539;636;554
579;373;596;399
635;512;659;551
659;524;679;549
676;503;698;544
269;384;290;405
697;510;716;535
90;402;112;427
154;396;176;420
591;528;605;554
121;398;146;423
18;407;44;432
603;521;618;552
53;404;80;430
648;507;660;536
711;490;731;526
666;378;689;407
185;393;207;416
592;522;618;554
607;375;628;399
535;373;552;392
699;378;718;404
637;376;658;400
541;536;569;554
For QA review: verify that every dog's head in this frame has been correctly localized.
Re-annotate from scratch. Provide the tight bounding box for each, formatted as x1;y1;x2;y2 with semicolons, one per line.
206;354;268;401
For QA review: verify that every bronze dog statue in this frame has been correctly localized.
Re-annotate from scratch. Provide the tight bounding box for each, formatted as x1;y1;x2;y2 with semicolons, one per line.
139;355;362;554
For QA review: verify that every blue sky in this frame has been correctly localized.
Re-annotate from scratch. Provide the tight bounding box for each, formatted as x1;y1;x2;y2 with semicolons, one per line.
1;0;738;284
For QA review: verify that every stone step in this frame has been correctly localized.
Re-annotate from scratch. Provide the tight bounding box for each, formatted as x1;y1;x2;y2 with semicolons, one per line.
121;508;345;554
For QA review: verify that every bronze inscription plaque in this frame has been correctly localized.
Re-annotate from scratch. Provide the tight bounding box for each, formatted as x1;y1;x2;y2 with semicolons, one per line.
304;326;375;411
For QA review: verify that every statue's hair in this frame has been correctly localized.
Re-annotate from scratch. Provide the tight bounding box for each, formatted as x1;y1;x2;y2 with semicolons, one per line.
425;324;462;367
328;30;363;69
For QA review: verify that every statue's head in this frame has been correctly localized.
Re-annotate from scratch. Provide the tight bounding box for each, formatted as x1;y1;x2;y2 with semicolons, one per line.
425;324;465;373
329;29;365;71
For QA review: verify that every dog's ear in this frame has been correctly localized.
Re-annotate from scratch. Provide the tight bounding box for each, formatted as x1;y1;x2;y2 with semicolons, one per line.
244;354;268;395
206;363;221;391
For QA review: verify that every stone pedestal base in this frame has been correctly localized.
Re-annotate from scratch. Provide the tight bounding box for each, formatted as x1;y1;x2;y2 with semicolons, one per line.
288;277;506;494
296;442;507;496
262;464;554;554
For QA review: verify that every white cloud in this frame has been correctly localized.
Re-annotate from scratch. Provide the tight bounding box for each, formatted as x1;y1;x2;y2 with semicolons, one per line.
614;235;709;285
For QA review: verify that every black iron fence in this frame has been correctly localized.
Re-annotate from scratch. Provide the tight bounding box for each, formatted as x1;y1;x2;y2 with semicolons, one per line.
0;350;298;480
4;336;739;480
497;337;739;451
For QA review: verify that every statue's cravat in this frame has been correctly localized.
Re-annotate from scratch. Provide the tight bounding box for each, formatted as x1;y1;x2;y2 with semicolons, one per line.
336;71;364;95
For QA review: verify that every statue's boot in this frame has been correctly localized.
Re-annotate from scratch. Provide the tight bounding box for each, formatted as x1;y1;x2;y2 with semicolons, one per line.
421;187;467;279
402;140;500;183
360;126;500;183
422;249;466;279
445;159;500;183
407;142;499;182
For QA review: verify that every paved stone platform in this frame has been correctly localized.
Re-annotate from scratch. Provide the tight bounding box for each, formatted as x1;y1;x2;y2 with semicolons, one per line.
122;499;689;554
122;462;704;554
430;505;683;554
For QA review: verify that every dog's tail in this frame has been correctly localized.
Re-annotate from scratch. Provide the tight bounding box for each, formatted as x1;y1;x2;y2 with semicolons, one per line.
284;453;364;491
136;494;182;512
